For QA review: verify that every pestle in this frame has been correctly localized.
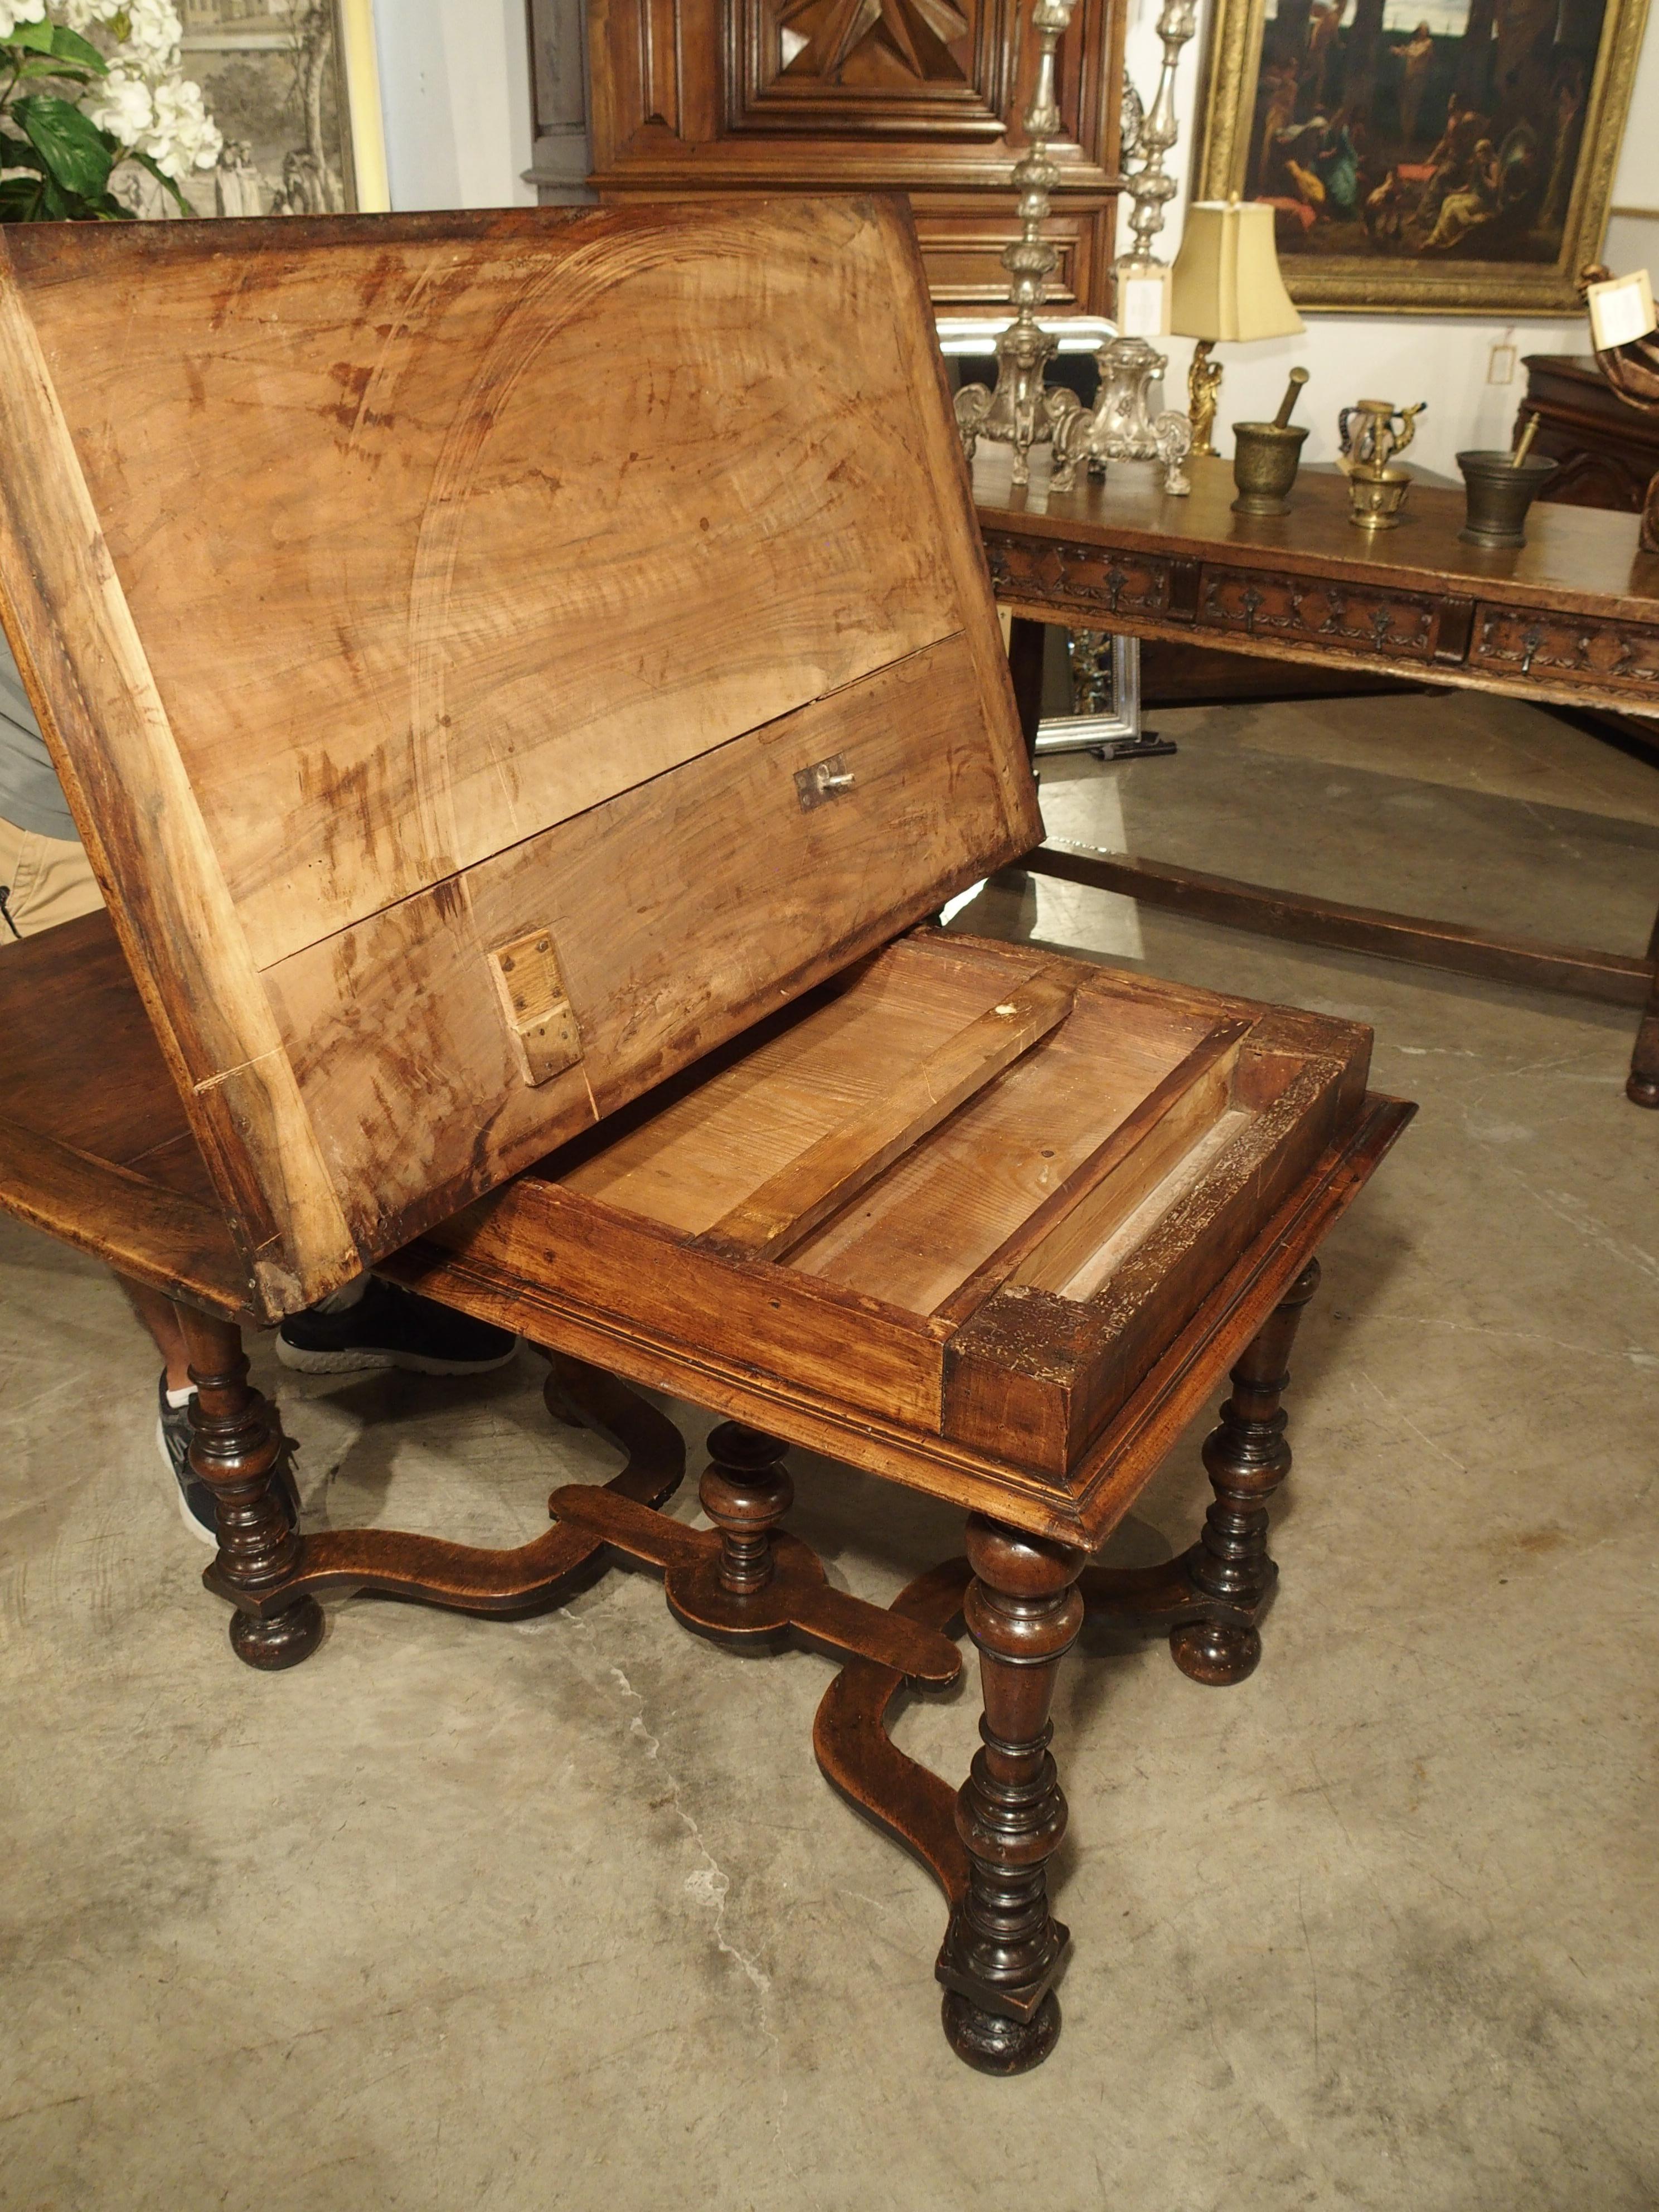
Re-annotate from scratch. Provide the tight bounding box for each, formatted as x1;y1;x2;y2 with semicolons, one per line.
1511;413;1540;468
1272;367;1311;431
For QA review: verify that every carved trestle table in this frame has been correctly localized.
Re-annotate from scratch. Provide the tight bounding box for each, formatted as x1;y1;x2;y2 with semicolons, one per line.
0;201;1410;2074
976;452;1659;1109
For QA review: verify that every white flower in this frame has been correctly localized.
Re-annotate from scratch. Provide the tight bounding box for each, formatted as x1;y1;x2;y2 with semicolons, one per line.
84;64;153;144
56;0;125;29
4;0;222;202
140;72;220;176
116;0;183;68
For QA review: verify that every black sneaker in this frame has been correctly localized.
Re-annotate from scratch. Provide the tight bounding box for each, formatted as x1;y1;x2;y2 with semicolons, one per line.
275;1278;519;1377
156;1375;300;1548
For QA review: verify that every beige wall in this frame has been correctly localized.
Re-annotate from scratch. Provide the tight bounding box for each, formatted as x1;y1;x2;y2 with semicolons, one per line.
1131;0;1659;477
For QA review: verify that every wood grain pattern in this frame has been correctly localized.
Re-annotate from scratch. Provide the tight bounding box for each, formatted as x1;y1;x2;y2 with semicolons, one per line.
1002;1024;1244;1297
710;977;1075;1257
0;1116;245;1312
12;203;986;966
424;1173;951;1430
558;935;1052;1230
0;251;358;1314
783;981;1220;1314
260;630;1025;1258
0;200;1034;1316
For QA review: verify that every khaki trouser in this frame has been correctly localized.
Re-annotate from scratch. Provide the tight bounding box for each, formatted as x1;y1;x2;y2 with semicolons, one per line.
0;813;104;940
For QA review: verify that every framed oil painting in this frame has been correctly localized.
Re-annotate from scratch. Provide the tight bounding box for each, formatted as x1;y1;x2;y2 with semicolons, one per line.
136;0;388;220
1192;0;1652;312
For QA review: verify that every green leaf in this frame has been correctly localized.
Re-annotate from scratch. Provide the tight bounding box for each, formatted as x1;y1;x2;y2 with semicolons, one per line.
128;146;190;214
13;55;99;80
3;17;55;54
13;94;114;200
0;129;46;173
0;173;45;220
48;24;107;73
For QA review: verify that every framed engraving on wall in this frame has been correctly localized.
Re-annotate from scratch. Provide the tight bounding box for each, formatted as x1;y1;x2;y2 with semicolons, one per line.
1191;0;1652;313
159;0;388;220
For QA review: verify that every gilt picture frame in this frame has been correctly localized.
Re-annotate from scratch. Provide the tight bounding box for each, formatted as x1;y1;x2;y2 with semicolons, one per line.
1191;0;1652;312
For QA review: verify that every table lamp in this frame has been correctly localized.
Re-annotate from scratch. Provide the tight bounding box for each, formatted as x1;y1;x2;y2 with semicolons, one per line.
1170;199;1304;458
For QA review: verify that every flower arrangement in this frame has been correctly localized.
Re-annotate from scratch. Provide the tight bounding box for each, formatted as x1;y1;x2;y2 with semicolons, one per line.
0;0;221;220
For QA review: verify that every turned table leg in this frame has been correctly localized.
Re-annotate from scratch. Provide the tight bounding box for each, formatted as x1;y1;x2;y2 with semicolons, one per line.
1626;902;1659;1109
937;1514;1085;2075
1008;615;1046;769
700;1422;792;1595
174;1307;322;1671
1170;1258;1321;1687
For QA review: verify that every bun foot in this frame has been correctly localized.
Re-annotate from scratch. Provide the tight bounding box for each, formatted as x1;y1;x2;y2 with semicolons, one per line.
942;1989;1061;2075
1171;1618;1260;1685
229;1594;324;1671
1626;1069;1659;1109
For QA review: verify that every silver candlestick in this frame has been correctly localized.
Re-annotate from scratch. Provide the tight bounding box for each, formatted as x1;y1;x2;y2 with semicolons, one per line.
1120;0;1196;270
953;0;1082;487
1053;0;1198;496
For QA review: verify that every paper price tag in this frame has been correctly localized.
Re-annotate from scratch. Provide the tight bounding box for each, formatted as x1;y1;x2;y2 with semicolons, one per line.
1118;271;1170;339
1586;270;1657;352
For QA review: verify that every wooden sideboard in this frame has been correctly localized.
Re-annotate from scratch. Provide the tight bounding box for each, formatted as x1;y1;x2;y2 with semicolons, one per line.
1524;353;1659;517
585;0;1126;312
975;452;1659;1108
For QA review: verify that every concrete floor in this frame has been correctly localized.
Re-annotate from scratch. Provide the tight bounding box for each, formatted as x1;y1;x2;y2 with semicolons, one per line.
2;691;1656;2211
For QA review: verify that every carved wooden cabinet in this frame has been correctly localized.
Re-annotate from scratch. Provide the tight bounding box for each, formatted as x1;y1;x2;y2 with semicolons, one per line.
1524;353;1659;516
585;0;1126;310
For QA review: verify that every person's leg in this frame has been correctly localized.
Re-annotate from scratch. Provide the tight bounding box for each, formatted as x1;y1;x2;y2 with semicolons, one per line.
0;813;104;942
118;1275;192;1390
275;1273;517;1377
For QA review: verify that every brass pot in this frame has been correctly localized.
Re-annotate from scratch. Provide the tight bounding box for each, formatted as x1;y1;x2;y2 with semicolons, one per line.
1456;449;1559;549
1347;465;1413;531
1230;420;1310;516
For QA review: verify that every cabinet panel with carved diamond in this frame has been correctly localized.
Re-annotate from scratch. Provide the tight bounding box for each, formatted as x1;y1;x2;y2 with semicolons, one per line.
588;0;1124;310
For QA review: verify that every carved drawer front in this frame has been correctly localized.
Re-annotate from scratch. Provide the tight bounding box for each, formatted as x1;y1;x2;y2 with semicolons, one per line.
1199;568;1442;659
918;210;1092;310
1469;606;1659;700
982;532;1173;621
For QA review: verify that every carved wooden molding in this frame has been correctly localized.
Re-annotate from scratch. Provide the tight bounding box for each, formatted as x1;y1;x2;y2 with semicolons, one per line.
1199;568;1442;662
1471;606;1659;700
983;527;1659;701
588;0;1127;311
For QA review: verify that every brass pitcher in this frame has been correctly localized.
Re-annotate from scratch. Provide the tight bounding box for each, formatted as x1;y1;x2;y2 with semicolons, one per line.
1337;399;1426;475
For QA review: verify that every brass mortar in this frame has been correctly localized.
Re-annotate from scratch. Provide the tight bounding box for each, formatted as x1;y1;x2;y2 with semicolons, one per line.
1231;420;1311;516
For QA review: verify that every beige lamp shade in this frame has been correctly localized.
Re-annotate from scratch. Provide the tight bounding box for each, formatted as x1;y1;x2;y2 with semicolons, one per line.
1170;201;1304;343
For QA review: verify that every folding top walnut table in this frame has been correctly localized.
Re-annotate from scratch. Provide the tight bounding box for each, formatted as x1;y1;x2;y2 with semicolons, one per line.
0;200;1411;2073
